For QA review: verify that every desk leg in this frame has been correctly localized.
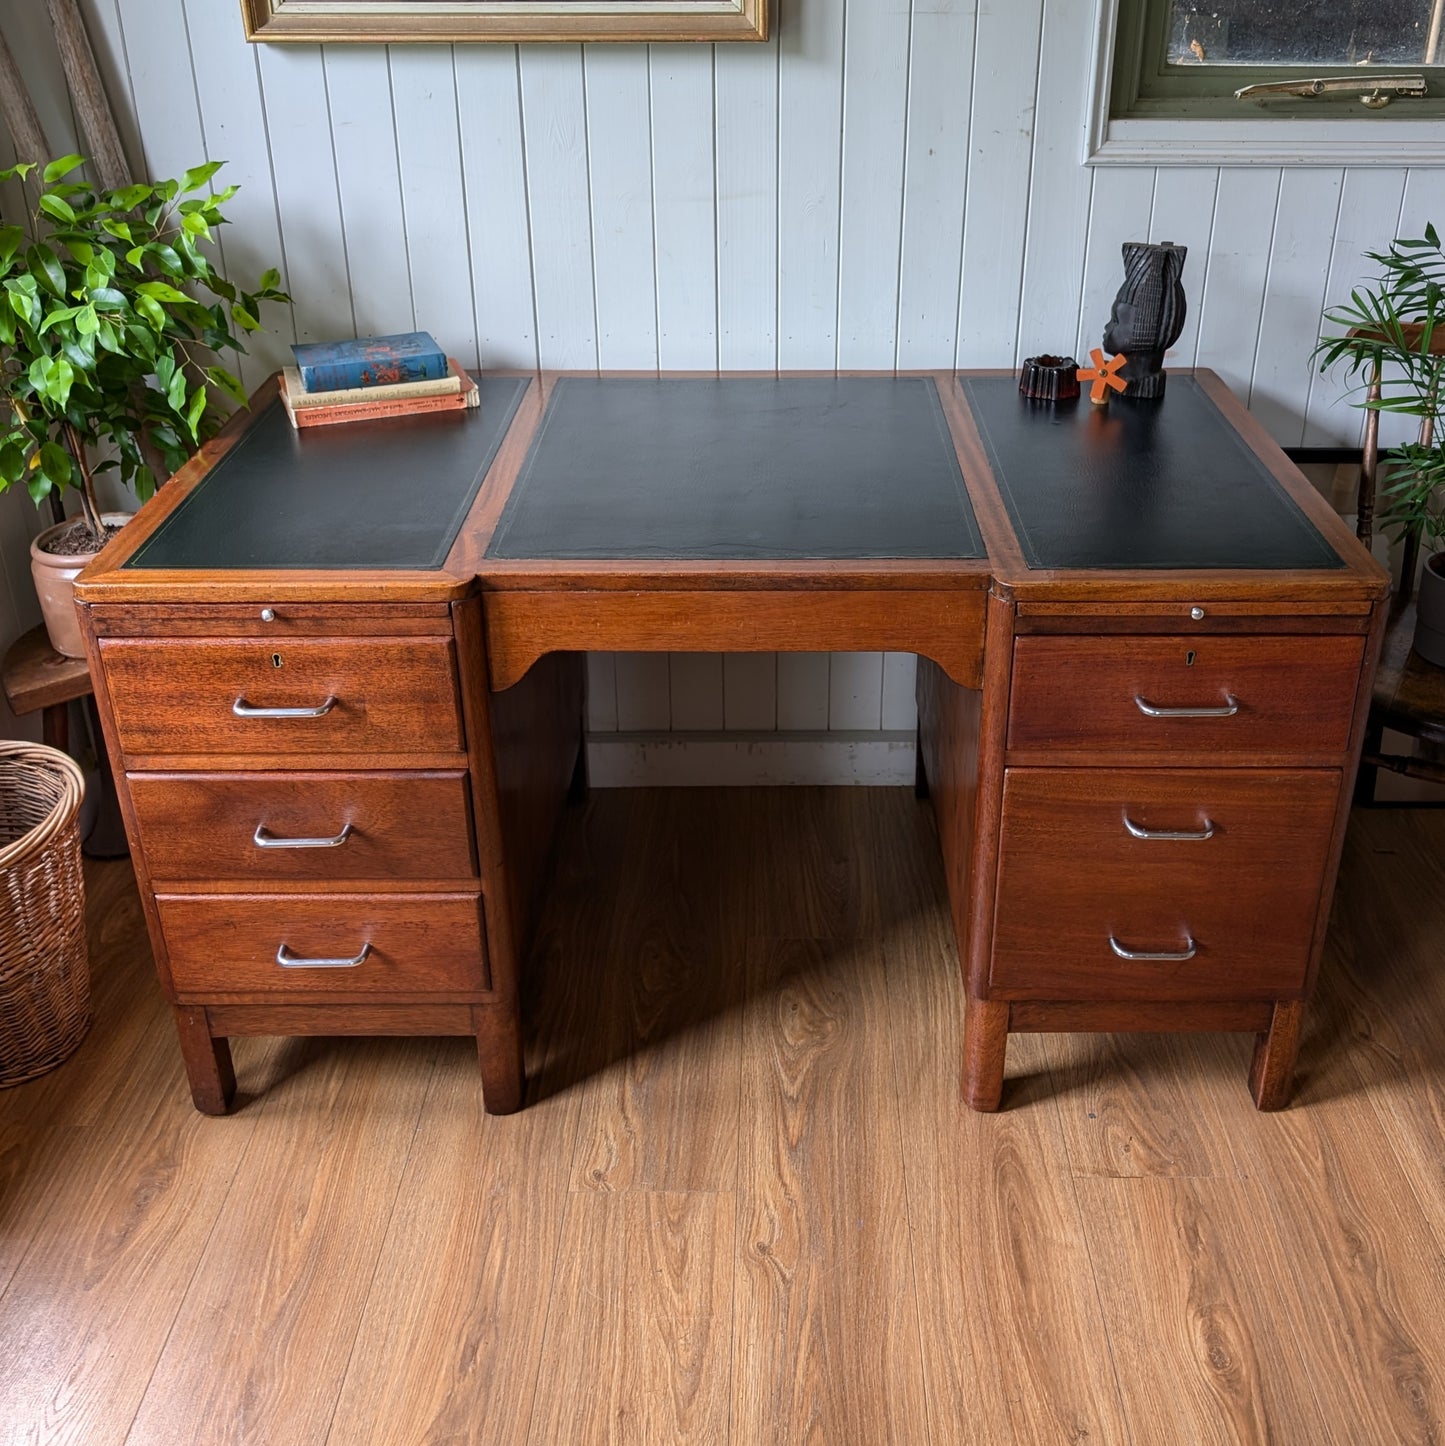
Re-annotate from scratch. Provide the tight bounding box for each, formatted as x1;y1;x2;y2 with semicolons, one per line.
474;1001;525;1115
1248;999;1302;1111
173;1006;235;1115
963;996;1009;1111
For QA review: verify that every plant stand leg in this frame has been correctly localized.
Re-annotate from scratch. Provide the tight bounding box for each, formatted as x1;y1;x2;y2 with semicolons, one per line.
41;701;67;754
1249;1000;1303;1111
173;1006;235;1115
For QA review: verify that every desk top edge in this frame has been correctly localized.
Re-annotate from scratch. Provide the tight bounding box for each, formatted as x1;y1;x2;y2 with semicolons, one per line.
72;367;1387;608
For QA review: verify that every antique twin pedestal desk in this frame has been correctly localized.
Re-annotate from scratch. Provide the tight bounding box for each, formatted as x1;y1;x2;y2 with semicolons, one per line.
74;371;1388;1116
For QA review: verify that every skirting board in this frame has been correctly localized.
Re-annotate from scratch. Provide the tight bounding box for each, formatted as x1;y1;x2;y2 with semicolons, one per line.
587;730;916;787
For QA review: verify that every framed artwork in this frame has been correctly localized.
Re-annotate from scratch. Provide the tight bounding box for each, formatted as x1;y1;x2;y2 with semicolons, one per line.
241;0;769;44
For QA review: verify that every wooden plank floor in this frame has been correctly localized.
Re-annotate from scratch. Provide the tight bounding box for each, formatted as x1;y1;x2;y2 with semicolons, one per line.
2;788;1444;1444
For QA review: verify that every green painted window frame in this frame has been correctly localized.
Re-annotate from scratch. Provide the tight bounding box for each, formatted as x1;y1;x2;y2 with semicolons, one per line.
1110;0;1445;120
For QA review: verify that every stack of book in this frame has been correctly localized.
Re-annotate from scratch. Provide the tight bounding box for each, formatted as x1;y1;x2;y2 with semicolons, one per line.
279;330;479;429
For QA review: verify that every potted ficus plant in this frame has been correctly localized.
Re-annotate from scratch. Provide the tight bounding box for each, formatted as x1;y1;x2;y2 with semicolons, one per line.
0;155;288;656
1315;222;1445;667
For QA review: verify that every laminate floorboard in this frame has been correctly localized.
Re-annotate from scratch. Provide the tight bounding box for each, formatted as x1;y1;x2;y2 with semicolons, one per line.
873;810;1134;1444
0;791;1441;1445
122;1037;443;1446
564;790;750;1196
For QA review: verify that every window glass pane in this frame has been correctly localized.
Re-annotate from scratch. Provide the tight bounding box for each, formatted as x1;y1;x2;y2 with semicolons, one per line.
1165;0;1443;67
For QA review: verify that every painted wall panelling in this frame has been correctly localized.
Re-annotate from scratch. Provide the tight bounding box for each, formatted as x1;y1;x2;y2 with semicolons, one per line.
895;0;973;369
1;2;1441;777
458;47;539;367
586;46;657;369
955;0;1044;369
1016;0;1096;368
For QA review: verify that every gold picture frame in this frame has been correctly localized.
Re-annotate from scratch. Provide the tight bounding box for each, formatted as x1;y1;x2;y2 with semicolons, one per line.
241;0;769;44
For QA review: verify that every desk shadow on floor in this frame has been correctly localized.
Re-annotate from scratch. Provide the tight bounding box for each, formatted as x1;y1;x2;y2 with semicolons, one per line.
520;786;949;1105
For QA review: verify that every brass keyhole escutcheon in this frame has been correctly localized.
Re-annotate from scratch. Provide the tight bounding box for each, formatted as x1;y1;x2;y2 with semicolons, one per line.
272;653;283;669
1185;650;1197;667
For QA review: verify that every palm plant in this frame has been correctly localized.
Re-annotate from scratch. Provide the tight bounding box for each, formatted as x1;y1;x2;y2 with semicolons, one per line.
1314;224;1445;582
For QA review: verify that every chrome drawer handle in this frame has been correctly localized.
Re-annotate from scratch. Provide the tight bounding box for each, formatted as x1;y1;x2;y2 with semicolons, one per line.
253;822;353;850
1134;694;1239;719
276;942;371;969
1109;935;1198;963
1123;815;1215;842
233;695;337;719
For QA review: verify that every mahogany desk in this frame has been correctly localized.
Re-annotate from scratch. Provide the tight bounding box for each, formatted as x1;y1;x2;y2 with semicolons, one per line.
74;370;1387;1116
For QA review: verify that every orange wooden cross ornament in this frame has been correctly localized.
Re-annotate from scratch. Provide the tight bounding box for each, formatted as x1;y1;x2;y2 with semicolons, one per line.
1077;348;1128;405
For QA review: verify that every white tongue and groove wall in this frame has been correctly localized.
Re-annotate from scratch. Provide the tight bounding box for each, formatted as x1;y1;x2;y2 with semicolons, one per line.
0;2;1437;782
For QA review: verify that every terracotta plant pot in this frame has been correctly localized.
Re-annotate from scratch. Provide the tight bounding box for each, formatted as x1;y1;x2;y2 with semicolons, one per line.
30;513;132;660
1415;551;1445;668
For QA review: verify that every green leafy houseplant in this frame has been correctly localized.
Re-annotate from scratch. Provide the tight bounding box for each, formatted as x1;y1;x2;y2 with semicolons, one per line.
1315;222;1445;665
0;154;288;549
1314;222;1445;563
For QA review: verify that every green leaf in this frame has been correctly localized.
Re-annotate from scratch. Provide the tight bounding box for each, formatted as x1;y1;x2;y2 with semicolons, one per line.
109;184;152;211
150;244;185;276
0;441;26;485
0;226;23;264
58;333;95;371
38;194;77;225
137;279;189;304
167;366;187;413
39;441;74;491
135;293;166;331
27;470;52;506
0;163;34;184
75;304;99;336
42;154;86;184
133;464;156;503
259;267;281;292
65;239;94;266
185;384;207;436
181;212;211;240
48;357;74;410
101;218;133;242
26;245;68;299
88;287;127;312
180;161;223;193
38;304;81;334
205;365;248;407
230;302;258;332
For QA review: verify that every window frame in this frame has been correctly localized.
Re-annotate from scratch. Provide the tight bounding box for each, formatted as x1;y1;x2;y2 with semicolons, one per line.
1086;0;1445;165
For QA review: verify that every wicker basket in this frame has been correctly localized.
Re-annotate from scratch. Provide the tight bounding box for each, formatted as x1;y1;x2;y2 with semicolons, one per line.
0;741;89;1087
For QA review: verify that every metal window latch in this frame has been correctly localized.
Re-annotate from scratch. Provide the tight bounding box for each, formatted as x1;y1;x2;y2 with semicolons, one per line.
1234;74;1427;109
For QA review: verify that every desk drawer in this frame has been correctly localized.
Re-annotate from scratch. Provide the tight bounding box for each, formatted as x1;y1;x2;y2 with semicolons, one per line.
100;637;464;758
158;893;488;995
129;771;476;882
989;767;1339;1001
1007;634;1364;757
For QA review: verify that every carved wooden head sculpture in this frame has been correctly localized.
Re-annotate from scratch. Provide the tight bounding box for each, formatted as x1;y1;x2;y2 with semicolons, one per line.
1102;241;1188;400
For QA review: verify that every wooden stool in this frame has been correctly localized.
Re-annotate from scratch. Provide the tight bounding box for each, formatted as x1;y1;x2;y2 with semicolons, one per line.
1;624;93;753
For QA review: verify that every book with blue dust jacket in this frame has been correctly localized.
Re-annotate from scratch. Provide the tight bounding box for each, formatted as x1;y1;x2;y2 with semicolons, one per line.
292;331;448;393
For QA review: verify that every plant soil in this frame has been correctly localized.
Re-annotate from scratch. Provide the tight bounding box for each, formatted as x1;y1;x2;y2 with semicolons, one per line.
37;520;122;558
